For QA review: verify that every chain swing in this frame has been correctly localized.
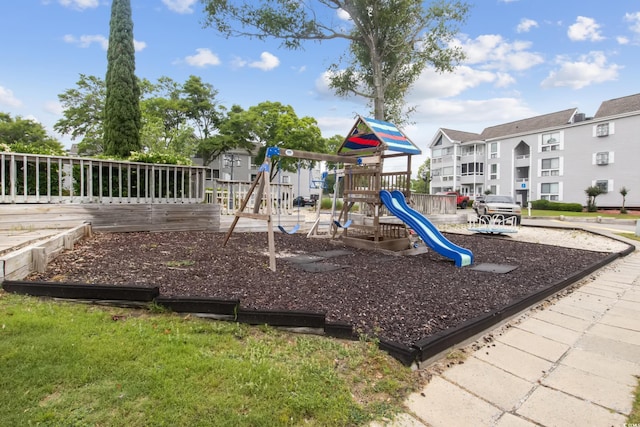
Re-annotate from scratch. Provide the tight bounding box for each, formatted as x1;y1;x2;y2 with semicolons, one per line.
277;159;301;234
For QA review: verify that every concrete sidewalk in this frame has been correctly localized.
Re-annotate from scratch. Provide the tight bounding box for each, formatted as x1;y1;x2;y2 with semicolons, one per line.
382;250;640;427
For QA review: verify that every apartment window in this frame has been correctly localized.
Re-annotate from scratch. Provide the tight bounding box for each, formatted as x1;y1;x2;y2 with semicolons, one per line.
206;169;220;180
442;166;454;177
461;162;484;176
595;152;609;165
282;176;290;184
596;123;609;137
540;182;559;201
432;148;442;157
489;142;499;159
432;168;441;177
489;163;498;180
541;132;560;152
595;180;609;193
541;157;560;176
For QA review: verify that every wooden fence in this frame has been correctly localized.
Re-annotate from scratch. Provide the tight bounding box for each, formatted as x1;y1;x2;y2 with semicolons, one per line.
1;152;207;204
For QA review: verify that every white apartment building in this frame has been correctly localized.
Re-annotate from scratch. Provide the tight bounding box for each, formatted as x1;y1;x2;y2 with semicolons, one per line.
429;93;640;209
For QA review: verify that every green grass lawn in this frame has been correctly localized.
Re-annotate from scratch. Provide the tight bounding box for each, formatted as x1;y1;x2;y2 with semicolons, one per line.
525;209;640;219
0;292;422;426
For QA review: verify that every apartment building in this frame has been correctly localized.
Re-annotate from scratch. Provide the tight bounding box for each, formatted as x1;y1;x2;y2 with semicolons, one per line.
429;93;640;208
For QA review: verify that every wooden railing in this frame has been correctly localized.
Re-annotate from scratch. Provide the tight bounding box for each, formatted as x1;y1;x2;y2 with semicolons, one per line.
1;152;207;204
205;179;296;215
409;193;457;215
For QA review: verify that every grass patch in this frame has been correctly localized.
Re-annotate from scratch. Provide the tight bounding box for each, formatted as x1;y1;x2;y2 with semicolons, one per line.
527;209;640;219
617;233;640;243
165;260;195;267
0;292;422;426
630;378;640;424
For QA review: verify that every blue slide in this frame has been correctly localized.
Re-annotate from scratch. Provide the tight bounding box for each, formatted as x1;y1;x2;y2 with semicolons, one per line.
380;190;474;267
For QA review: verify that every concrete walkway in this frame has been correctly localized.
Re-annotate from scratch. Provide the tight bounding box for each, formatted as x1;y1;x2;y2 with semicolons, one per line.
378;228;640;426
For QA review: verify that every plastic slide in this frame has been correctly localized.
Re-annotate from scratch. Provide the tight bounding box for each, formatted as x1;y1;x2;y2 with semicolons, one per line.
379;190;474;267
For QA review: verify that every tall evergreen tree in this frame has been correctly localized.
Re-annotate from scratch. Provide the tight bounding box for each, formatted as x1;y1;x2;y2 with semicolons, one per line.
103;0;141;157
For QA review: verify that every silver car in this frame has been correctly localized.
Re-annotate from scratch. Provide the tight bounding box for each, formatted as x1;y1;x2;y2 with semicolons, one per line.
474;195;522;225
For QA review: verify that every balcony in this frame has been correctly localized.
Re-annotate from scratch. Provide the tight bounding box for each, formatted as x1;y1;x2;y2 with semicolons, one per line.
515;154;530;167
515;178;529;190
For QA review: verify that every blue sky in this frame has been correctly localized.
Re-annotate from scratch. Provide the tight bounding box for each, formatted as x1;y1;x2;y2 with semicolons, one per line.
1;0;639;170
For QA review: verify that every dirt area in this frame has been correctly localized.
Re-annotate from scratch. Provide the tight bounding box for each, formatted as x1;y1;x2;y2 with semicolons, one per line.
26;226;630;348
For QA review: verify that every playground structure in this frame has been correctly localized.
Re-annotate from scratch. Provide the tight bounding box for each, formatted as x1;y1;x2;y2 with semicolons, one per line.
223;116;474;270
468;214;519;235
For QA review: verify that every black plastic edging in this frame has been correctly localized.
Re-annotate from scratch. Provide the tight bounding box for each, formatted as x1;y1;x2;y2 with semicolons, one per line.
2;280;159;301
236;309;326;328
378;339;420;366
324;321;355;339
155;296;239;315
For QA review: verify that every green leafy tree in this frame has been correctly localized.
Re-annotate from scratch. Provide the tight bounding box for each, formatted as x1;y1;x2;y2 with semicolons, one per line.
247;102;329;181
0;113;64;155
103;0;141;157
196;104;255;166
55;74;106;155
412;157;430;193
200;0;469;123
585;185;604;212
619;186;629;214
139;77;198;157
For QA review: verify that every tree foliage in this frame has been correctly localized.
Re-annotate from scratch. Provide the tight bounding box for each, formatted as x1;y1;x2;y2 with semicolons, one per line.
55;74;106;155
412;157;430;193
200;0;469;123
585;185;604;212
0;113;64;155
103;0;141;157
248;102;329;181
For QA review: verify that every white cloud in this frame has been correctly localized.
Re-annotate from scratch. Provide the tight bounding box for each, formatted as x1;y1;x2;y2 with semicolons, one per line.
162;0;196;14
624;12;640;33
516;18;538;33
230;56;248;69
58;0;99;10
249;52;280;71
541;51;621;89
568;16;604;41
184;48;221;67
0;86;23;108
63;34;108;50
44;101;64;116
133;40;147;52
63;34;146;52
337;8;351;21
409;66;497;99
617;36;630;45
456;35;544;72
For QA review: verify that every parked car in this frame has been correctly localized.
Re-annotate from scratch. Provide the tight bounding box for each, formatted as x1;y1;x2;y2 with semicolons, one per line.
473;195;522;224
292;196;316;207
436;191;470;209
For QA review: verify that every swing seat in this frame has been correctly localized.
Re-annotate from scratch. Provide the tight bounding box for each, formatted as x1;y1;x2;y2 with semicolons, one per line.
278;224;300;235
333;219;352;229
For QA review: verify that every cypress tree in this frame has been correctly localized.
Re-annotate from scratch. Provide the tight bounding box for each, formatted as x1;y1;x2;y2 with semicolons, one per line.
103;0;141;157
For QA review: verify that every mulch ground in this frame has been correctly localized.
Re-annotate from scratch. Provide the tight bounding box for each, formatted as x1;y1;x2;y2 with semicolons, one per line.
27;231;611;347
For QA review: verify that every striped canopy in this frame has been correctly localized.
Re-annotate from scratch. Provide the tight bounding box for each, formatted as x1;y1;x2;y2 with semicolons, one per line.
338;116;421;155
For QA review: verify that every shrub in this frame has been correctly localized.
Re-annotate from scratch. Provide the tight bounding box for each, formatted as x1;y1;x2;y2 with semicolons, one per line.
321;197;343;210
530;199;583;212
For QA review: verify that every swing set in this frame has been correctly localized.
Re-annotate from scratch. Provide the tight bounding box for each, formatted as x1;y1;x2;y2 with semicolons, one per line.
223;116;422;272
222;146;361;271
